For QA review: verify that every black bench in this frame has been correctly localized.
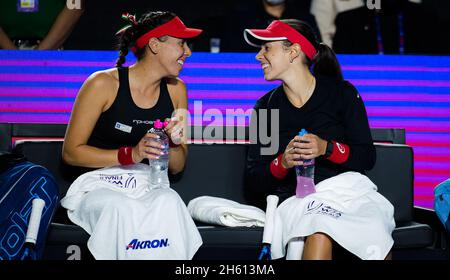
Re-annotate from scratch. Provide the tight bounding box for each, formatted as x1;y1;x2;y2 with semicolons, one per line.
2;123;448;260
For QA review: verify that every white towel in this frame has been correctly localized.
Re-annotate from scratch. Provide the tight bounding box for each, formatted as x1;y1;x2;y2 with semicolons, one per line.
187;196;266;227
270;172;396;260
60;163;202;260
261;195;279;244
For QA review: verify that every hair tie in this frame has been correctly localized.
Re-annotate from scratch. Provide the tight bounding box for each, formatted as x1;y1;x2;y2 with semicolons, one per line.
115;13;138;35
122;13;138;25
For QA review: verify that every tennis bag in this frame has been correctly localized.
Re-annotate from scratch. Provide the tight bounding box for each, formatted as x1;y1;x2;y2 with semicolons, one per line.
434;178;450;234
0;153;59;260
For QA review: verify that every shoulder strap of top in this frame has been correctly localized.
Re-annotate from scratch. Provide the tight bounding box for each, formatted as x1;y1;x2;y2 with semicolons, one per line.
117;67;129;89
159;78;175;109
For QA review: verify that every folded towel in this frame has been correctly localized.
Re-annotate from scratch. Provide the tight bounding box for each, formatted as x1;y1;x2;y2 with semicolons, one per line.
271;172;396;260
187;196;265;227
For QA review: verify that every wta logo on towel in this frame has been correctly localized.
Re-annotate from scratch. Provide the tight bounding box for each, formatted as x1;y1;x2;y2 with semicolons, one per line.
126;238;169;250
306;200;342;219
99;173;136;189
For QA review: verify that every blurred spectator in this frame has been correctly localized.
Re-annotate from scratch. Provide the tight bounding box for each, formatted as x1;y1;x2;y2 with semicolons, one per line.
222;0;321;52
311;0;445;54
311;0;374;53
0;0;84;50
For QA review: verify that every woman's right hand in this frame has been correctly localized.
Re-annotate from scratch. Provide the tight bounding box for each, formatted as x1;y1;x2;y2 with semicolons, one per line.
281;137;303;169
132;133;165;162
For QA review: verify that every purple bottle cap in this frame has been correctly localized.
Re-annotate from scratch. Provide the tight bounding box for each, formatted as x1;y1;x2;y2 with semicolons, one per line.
154;119;163;129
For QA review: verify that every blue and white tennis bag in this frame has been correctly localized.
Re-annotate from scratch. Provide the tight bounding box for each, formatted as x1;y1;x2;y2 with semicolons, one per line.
0;153;59;260
434;178;450;234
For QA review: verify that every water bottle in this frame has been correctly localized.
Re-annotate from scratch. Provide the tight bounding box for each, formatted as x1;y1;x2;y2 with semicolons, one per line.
295;129;316;198
210;38;221;53
148;119;170;190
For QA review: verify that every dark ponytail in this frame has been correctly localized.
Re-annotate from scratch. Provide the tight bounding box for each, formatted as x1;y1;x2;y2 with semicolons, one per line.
312;43;343;80
115;11;177;68
115;26;135;67
280;19;343;80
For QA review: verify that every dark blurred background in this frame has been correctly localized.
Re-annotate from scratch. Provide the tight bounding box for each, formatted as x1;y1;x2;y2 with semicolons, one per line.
1;0;450;54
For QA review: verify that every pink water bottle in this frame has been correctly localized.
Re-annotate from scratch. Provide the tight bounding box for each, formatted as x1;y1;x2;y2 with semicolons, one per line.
295;129;316;198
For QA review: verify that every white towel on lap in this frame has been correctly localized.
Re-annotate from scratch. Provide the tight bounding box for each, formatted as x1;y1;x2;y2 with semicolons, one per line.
270;172;396;260
60;163;202;260
187;196;265;227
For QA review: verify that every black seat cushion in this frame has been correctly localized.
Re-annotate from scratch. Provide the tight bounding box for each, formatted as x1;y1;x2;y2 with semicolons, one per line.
392;222;433;249
44;220;433;260
366;144;414;223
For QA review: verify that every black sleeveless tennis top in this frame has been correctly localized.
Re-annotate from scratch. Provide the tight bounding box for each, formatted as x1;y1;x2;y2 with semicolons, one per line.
87;67;175;149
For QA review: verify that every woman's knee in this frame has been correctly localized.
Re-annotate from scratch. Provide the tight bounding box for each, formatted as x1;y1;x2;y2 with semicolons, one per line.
306;232;333;246
303;232;333;260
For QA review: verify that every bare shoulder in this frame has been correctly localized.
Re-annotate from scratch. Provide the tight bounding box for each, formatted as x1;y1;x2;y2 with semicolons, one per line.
166;77;188;109
76;68;119;105
166;77;187;91
85;68;119;91
69;68;120;114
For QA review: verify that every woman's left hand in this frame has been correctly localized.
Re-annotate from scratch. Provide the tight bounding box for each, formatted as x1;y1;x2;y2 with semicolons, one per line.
292;133;328;160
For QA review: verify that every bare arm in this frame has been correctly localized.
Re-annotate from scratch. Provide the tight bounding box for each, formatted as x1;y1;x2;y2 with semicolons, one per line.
62;71;121;168
37;3;84;50
63;71;181;169
165;78;189;175
0;27;17;49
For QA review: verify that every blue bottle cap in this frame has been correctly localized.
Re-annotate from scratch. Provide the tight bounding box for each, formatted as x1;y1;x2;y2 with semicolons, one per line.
299;129;307;137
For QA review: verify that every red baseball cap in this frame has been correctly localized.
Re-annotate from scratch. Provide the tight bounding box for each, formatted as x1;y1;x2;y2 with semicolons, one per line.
244;20;317;60
131;16;203;53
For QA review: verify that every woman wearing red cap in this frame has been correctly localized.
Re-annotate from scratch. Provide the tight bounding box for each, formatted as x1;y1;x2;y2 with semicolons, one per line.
64;11;202;169
244;20;395;260
61;11;203;259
